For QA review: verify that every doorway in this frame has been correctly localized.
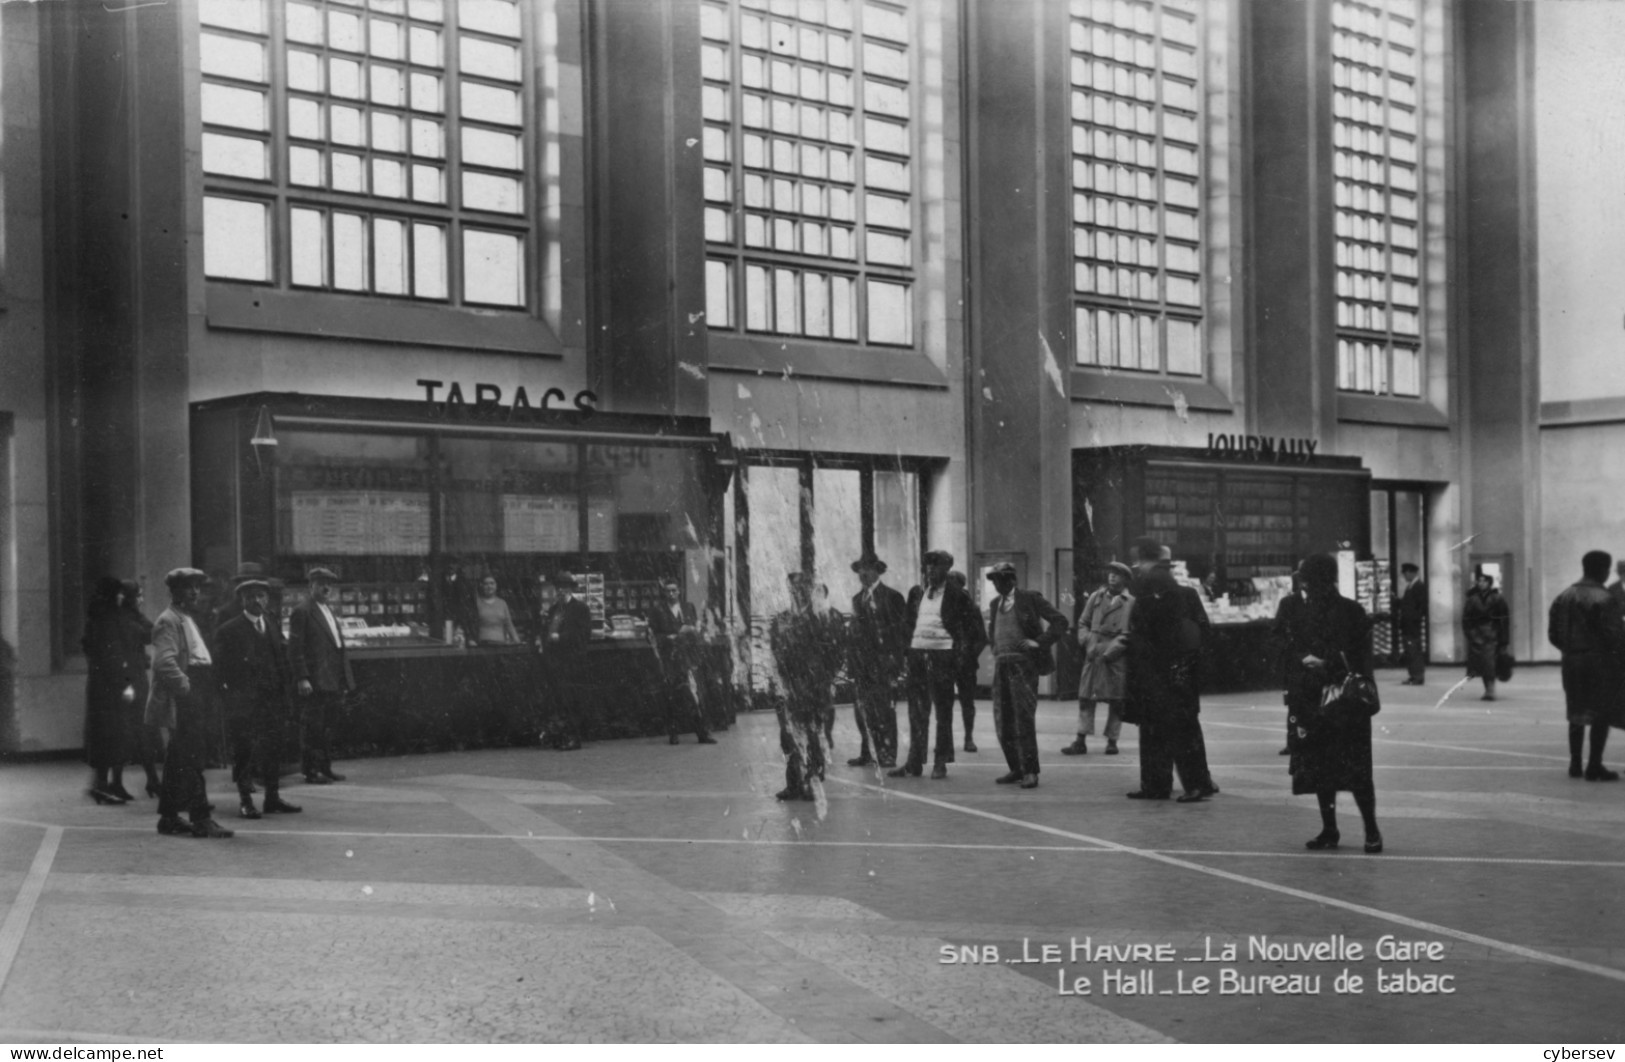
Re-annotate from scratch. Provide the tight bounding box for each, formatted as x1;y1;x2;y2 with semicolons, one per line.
1370;483;1430;664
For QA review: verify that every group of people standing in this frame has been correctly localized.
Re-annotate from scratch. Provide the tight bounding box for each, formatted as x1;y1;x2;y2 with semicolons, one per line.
81;565;355;839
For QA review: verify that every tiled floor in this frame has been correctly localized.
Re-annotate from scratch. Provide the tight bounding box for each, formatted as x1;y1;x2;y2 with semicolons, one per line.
1;667;1621;1043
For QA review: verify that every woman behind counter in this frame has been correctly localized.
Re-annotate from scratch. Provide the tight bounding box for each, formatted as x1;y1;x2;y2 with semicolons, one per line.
1281;553;1383;854
471;575;521;646
1463;568;1510;701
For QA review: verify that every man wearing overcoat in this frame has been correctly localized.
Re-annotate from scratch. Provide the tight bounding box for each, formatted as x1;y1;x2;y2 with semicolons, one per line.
1397;562;1427;685
1062;560;1134;757
1548;550;1625;782
984;561;1069;789
287;567;355;784
846;552;909;768
214;578;304;819
770;572;843;800
149;568;234;839
1123;538;1218;802
539;571;594;750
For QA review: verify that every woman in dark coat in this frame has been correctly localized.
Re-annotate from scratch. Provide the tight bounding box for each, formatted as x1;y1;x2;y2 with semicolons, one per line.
82;577;134;803
120;579;161;796
1462;568;1510;701
1282;553;1382;853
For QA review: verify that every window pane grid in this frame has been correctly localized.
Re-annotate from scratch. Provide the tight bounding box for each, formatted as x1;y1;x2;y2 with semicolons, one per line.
1069;0;1203;377
200;0;531;307
1333;0;1422;397
702;0;914;347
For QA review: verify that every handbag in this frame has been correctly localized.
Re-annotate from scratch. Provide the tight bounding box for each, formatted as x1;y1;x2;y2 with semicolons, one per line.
1319;653;1381;718
1495;650;1515;683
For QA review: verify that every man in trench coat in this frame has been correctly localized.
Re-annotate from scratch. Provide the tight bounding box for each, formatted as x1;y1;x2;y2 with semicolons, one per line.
1062;561;1134;757
1548;550;1625;782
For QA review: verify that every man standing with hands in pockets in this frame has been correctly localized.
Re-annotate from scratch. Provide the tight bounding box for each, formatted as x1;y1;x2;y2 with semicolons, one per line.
288;567;354;785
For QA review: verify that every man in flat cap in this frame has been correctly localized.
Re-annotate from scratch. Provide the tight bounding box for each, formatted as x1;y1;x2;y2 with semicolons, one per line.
149;568;233;838
1064;561;1134;757
288;567;355;784
769;571;844;800
214;577;302;819
985;561;1069;789
895;550;983;780
845;552;909;768
537;571;592;750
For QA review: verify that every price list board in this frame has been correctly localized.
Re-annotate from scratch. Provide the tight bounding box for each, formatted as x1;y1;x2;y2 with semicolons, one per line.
291;491;430;555
501;495;580;553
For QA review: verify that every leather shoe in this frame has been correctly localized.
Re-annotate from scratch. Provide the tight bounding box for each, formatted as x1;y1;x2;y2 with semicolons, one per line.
774;787;813;802
157;815;191;836
322;771;346;782
1105;741;1119;755
697;735;717;744
1126;790;1169;800
930;764;947;780
994;772;1022;785
847;756;875;767
1279;746;1291;756
1585;765;1620;782
1019;774;1039;789
238;801;262;820
963;739;977;753
190;818;235;839
1061;740;1087;756
886;766;920;778
262;798;303;814
1175;791;1209;803
304;774;331;785
88;787;128;806
1364;832;1384;854
1305;831;1340;850
109;782;138;802
1569;761;1584;778
669;734;680;745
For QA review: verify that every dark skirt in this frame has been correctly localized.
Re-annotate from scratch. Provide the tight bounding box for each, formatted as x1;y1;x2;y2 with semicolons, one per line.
1287;693;1374;795
83;662;131;769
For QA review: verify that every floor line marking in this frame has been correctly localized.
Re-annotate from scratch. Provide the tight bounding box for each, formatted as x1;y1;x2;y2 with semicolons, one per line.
1201;719;1572;761
0;826;62;999
827;777;1625;985
12;818;1623;868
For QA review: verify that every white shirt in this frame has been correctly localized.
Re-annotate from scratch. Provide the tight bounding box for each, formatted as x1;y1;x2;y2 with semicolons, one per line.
181;613;213;666
317;600;343;647
911;587;954;651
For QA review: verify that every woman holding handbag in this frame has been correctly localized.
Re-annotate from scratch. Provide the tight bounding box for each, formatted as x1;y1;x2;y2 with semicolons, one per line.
1282;553;1383;854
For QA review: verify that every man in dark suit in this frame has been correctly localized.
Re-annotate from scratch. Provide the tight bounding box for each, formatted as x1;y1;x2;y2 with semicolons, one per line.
769;572;843;800
985;561;1069;789
893;550;983;780
845;552;909;768
1608;559;1625;617
647;579;716;746
149;568;233;839
539;571;593;750
214;578;302;819
947;571;989;753
1124;538;1216;803
1397;562;1427;685
288;567;355;785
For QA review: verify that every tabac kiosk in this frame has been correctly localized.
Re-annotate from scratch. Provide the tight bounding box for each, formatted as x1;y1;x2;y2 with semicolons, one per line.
1071;441;1374;693
190;392;741;753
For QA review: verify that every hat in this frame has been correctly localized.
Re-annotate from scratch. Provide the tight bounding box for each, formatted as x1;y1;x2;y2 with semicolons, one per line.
1132;536;1164;562
1105;561;1134;580
851;552;888;574
234;578;271;596
231;561;267;585
164;567;208;590
550;571;579;590
924;549;954;568
306;567;340;583
786;571;814;587
985;561;1017;580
